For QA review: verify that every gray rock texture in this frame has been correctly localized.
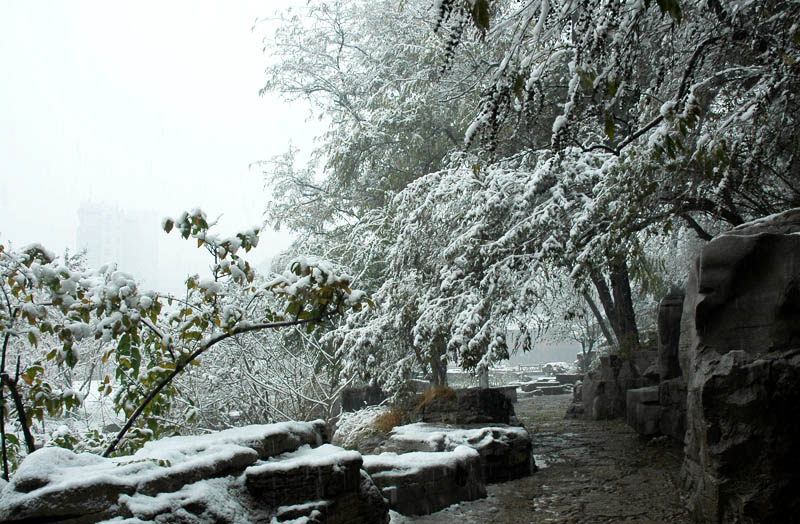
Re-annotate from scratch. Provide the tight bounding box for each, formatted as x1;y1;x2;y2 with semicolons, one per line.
625;386;661;437
363;446;486;515
626;293;688;442
414;387;514;425
581;353;654;420
680;208;800;524
379;422;535;483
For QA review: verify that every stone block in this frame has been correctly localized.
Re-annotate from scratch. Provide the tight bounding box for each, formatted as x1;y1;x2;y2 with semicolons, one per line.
629;402;663;437
658;405;685;443
363;446;485;515
245;444;363;507
415;387;514;425
658;292;685;380
627;386;660;405
379;422;534;483
658;377;686;409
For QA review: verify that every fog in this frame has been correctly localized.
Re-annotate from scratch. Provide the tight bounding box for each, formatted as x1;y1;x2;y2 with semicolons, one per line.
0;0;318;293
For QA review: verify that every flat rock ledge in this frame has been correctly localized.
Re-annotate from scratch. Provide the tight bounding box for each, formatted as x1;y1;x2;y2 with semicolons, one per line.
379;422;535;483
363;446;485;516
0;421;389;524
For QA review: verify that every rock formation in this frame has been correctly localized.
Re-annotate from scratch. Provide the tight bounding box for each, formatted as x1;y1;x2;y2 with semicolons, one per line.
378;422;535;483
626;292;687;441
0;421;389;524
414;387;516;425
363;446;485;515
680;208;800;523
581;352;655;420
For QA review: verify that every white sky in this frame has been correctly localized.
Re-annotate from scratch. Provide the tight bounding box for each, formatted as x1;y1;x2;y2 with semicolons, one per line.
0;0;320;292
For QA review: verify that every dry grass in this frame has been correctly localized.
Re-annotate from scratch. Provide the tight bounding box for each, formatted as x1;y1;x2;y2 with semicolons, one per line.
415;385;457;411
371;406;407;433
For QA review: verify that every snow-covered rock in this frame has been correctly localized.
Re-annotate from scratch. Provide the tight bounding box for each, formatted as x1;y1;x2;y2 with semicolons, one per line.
363;446;485;516
379;422;535;483
0;421;389;524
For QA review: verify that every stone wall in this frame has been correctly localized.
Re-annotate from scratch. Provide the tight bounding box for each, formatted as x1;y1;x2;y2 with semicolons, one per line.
363;446;486;515
679;208;800;523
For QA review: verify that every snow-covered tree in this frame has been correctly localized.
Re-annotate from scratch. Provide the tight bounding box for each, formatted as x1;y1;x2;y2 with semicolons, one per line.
0;210;369;478
261;0;799;393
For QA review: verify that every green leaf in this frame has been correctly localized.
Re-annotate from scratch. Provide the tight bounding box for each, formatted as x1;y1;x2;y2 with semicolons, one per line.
512;73;525;103
118;334;131;358
472;0;490;32
131;343;141;379
604;113;615;140
163;219;174;234
578;70;596;90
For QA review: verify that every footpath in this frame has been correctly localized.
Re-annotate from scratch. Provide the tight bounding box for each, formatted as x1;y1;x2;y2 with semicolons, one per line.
393;394;689;523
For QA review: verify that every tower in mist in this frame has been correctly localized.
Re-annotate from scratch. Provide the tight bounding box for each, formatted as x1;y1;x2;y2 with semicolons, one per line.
76;202;159;286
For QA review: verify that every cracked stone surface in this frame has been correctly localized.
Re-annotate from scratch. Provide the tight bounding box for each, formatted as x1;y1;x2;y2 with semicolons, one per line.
391;394;689;523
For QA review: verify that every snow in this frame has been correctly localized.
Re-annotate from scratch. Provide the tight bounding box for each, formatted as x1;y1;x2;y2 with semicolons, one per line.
246;444;361;475
1;422;325;503
552;115;568;134
387;423;529;453
117;477;251;524
659;100;677;119
363;445;478;475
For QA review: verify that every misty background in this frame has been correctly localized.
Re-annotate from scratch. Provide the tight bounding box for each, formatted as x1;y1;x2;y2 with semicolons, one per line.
0;0;317;293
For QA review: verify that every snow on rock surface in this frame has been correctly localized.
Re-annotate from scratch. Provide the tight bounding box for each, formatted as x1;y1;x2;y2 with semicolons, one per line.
0;420;389;524
363;445;486;516
379;423;535;483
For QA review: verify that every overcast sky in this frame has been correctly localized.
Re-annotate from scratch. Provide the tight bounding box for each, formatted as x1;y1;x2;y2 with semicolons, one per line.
0;1;319;292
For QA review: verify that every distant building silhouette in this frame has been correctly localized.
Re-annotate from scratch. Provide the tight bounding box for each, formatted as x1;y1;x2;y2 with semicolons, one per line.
76;202;159;285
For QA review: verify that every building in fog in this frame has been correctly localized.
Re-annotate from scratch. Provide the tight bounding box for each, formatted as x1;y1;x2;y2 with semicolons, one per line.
76;202;159;285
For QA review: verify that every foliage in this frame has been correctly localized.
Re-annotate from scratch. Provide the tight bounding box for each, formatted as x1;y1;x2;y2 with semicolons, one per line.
0;209;370;478
261;0;799;396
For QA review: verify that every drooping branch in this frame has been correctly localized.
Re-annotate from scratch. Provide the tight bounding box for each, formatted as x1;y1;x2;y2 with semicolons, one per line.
102;315;327;457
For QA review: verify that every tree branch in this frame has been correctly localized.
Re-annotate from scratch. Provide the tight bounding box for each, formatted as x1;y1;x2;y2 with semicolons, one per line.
102;315;328;457
679;213;713;241
0;373;36;453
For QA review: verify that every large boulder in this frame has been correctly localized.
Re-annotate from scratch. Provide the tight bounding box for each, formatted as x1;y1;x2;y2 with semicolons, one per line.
341;386;387;412
581;353;653;420
414;387;514;425
362;446;485;515
379;422;535;483
680;208;800;523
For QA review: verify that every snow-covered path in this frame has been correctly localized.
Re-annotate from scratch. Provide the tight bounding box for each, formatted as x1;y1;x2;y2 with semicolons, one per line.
392;395;688;523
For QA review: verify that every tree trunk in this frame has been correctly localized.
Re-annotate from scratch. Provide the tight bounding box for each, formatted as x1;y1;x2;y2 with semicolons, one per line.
582;292;616;348
609;261;640;355
589;261;640;356
478;366;489;389
429;338;448;388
